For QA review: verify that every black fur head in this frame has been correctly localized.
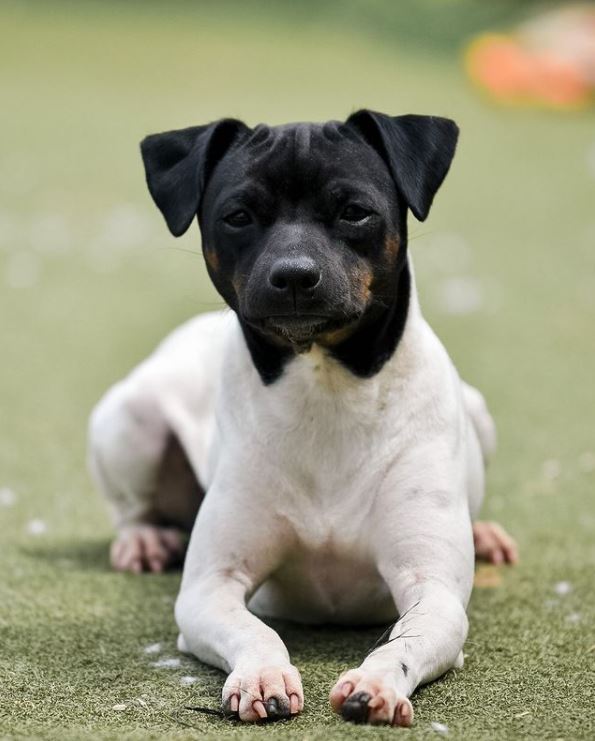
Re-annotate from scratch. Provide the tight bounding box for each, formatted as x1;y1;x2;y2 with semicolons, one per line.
141;111;458;383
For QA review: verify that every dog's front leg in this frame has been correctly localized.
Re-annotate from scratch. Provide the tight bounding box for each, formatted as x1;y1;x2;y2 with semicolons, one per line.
175;479;303;722
330;460;474;727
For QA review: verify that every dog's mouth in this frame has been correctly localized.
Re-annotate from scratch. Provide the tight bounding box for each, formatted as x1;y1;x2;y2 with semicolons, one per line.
266;315;332;340
244;314;359;352
249;314;358;349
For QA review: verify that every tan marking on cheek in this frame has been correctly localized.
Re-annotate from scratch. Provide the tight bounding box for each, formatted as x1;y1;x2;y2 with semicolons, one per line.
319;264;372;347
205;248;219;272
354;263;373;305
385;235;400;261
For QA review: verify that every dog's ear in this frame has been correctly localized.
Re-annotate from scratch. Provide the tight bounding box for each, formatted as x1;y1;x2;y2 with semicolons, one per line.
346;110;458;222
140;119;249;236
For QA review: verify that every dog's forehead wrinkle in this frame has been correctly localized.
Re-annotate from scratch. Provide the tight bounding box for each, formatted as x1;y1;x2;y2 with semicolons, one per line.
322;120;343;141
219;182;270;207
247;123;272;148
237;127;392;206
294;124;313;158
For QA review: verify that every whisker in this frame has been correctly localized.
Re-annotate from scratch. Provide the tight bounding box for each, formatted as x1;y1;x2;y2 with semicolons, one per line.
155;246;203;257
183;684;271;722
366;601;423;656
184;705;224;717
408;229;434;243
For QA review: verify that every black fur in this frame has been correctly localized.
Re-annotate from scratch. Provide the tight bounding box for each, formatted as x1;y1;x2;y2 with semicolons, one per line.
140;119;248;236
346;110;459;222
240;321;293;385
140;111;458;383
330;258;411;378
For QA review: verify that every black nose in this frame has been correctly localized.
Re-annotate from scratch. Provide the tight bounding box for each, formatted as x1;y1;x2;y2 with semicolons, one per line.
268;257;321;292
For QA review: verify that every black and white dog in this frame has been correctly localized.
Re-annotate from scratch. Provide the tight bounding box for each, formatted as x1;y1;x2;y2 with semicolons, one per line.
88;111;517;727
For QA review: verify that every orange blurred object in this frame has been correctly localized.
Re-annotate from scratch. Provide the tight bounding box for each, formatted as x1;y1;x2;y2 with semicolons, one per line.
465;4;595;109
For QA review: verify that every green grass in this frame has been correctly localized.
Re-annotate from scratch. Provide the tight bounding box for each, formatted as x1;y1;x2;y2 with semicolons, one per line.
1;2;595;739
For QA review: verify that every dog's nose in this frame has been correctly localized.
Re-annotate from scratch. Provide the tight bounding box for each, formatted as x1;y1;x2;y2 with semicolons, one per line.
268;257;321;292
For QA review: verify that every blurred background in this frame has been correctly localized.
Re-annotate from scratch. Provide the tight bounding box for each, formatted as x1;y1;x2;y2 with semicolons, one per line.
1;1;594;738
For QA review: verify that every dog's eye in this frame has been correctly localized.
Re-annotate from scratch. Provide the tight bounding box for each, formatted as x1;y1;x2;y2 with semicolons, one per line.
340;205;372;223
223;210;252;228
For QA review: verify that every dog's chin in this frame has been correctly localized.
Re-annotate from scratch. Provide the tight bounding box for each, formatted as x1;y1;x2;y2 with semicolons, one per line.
251;315;358;351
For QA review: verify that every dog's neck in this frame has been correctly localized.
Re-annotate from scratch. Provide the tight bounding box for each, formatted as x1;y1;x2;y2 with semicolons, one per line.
239;256;414;385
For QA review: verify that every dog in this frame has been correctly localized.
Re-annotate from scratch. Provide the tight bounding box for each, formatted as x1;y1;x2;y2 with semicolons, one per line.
88;110;518;727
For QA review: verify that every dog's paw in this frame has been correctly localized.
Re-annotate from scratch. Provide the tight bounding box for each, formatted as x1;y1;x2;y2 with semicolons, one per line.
222;664;303;722
473;521;518;565
330;669;413;727
110;525;186;573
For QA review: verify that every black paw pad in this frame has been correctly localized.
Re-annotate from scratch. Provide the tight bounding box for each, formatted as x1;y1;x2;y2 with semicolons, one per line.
265;696;290;720
341;691;372;724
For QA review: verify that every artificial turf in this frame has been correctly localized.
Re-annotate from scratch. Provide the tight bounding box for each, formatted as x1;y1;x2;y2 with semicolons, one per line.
1;2;594;739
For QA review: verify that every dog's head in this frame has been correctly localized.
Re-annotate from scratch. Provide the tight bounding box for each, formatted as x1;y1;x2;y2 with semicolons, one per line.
141;111;458;380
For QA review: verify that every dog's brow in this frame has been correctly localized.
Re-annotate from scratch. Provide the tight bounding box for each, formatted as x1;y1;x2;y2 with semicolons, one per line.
220;184;270;206
326;180;380;202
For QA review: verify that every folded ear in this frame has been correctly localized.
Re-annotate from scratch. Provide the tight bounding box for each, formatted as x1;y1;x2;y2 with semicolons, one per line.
346;110;459;222
140;118;249;236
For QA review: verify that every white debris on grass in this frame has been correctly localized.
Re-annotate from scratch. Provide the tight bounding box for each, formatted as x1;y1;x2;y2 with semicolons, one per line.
514;710;531;719
437;276;484;315
112;703;127;711
418;232;472;273
150;657;181;669
5;251;41;288
86;241;121;274
0;487;17;507
26;519;47;536
554;581;572;596
566;612;581;624
431;721;450;734
87;203;154;272
29;213;72;254
578;451;595;473
99;203;152;250
143;642;162;655
542;459;561;481
180;676;198;686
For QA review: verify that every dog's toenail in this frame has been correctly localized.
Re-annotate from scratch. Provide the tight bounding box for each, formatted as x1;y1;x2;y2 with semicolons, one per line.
341;691;371;723
221;698;239;720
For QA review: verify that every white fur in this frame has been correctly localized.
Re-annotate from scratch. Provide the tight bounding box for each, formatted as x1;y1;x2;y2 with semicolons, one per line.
88;259;494;719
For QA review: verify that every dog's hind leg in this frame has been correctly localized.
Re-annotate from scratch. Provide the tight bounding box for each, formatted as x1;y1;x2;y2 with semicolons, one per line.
88;312;227;572
88;376;204;572
461;381;518;564
461;380;497;464
472;520;518;565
